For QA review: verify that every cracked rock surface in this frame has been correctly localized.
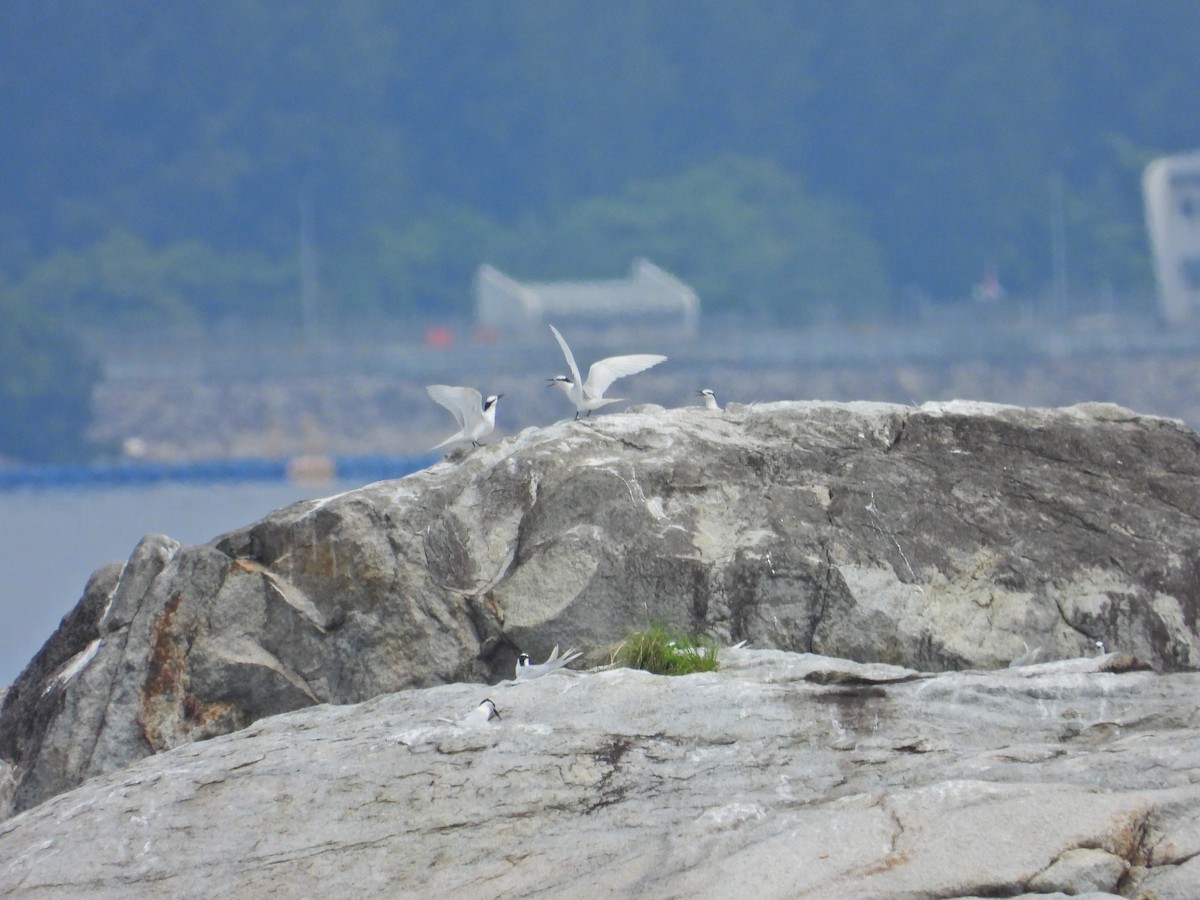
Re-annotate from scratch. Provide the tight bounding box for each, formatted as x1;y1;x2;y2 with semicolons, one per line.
3;399;1200;820
0;649;1198;898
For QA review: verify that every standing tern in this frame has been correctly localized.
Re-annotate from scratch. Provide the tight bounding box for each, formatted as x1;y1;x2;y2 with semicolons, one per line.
515;645;583;680
426;385;502;450
697;388;721;411
548;324;666;419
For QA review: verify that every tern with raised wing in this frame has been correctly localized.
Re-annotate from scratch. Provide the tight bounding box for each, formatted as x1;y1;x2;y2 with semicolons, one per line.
426;385;502;450
515;645;582;680
548;324;666;419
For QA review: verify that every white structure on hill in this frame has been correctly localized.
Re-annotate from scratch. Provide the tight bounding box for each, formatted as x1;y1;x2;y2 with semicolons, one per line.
475;259;699;337
1144;151;1200;324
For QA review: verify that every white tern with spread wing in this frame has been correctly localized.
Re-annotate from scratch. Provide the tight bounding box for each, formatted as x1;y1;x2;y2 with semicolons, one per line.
426;385;502;450
548;324;666;419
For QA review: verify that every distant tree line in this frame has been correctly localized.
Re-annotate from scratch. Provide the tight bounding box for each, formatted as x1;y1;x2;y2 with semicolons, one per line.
0;287;100;462
3;0;1196;322
1;0;1198;460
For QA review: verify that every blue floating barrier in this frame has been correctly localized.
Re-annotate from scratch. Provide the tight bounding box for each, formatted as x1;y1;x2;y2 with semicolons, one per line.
0;450;439;493
333;453;438;482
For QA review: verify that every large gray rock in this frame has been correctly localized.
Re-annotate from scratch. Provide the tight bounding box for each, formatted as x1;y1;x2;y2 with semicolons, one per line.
3;400;1200;819
0;649;1197;898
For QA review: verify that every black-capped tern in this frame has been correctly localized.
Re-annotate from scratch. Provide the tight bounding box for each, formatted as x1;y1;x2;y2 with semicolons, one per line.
426;385;502;450
463;698;502;724
515;645;583;680
548;324;666;419
697;388;721;411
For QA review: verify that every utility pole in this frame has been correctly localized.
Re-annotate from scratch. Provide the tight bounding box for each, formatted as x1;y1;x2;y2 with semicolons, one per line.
1049;173;1069;327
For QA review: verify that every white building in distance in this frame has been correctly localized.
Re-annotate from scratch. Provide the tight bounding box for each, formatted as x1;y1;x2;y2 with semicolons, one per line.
1144;151;1200;324
475;259;699;338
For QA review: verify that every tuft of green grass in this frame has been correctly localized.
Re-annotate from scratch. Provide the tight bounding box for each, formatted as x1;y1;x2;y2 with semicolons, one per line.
611;623;719;675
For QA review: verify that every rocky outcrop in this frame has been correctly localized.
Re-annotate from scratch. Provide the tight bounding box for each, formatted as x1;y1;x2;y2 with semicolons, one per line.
3;400;1200;819
0;649;1198;898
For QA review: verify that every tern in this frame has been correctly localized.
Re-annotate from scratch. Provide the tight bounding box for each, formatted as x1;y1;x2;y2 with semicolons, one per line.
462;698;502;725
515;645;582;680
426;385;502;450
697;388;721;411
548;324;666;419
1008;641;1043;668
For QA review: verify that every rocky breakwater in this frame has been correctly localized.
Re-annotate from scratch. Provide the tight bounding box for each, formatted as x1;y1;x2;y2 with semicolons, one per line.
3;399;1200;823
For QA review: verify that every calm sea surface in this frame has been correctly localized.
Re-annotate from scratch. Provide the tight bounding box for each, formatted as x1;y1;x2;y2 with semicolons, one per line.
0;480;355;685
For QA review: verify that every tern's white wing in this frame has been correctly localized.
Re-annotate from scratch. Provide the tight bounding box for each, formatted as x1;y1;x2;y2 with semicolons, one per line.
583;354;667;399
549;325;583;387
426;384;481;430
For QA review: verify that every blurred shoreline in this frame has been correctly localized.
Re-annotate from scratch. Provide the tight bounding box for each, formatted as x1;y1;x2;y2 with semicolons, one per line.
76;314;1200;464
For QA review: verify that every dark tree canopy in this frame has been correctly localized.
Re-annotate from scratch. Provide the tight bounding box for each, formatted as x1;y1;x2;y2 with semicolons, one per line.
0;289;100;463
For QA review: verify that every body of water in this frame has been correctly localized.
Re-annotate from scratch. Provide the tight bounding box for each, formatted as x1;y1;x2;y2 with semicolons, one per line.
0;480;356;686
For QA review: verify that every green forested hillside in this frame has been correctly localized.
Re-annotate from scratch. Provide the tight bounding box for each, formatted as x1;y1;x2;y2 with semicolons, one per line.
1;0;1197;326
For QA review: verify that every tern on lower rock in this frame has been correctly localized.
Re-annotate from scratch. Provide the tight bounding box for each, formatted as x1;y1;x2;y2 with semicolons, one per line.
462;698;502;725
697;388;721;411
548;324;666;419
426;385;502;450
516;645;583;680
